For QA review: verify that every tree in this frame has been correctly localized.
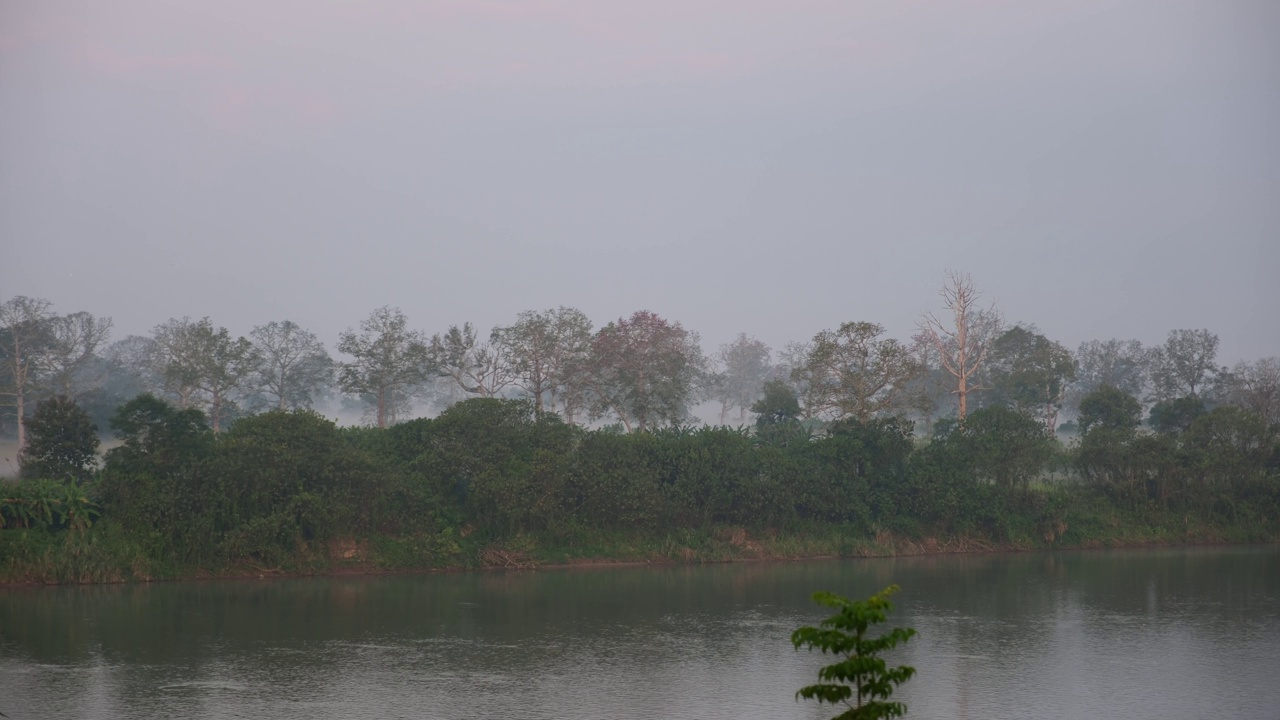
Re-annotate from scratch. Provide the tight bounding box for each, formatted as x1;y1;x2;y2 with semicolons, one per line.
792;585;917;720
947;405;1055;491
709;333;772;424
42;311;113;398
498;306;594;417
751;378;807;446
918;271;1002;421
986;325;1076;432
250;320;334;411
151;317;258;432
1077;385;1142;435
1218;358;1280;427
906;330;955;432
1070;338;1148;409
1148;396;1206;436
431;322;517;400
796;322;923;423
17;396;99;483
1148;329;1219;401
337;307;432;428
0;296;55;448
587;310;705;432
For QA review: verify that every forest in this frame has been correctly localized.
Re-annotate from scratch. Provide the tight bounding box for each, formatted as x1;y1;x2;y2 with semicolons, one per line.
2;273;1278;582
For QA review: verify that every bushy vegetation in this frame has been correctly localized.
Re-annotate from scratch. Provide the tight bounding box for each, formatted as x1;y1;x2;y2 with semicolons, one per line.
3;387;1277;584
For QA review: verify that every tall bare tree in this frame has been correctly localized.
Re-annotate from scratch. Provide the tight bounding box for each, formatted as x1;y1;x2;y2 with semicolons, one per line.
338;307;432;428
918;271;1003;421
0;296;54;448
250;320;333;410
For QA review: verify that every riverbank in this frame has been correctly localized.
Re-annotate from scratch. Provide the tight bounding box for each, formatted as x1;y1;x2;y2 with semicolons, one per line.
4;510;1276;586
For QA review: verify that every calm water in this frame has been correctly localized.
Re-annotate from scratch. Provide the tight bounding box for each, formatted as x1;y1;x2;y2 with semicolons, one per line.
2;546;1278;719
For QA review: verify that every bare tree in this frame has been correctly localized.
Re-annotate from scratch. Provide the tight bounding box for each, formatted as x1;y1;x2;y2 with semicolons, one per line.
250;320;334;411
0;296;54;448
918;271;1003;421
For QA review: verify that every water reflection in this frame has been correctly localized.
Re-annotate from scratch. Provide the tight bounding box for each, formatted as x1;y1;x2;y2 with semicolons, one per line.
2;546;1277;719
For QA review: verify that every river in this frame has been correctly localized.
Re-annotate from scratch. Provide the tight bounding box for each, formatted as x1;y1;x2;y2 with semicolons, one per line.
2;545;1277;719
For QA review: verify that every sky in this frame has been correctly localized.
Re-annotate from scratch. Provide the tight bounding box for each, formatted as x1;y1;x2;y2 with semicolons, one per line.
2;0;1278;365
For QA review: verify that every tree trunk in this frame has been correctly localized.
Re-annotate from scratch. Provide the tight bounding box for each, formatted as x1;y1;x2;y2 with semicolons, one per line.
15;388;24;450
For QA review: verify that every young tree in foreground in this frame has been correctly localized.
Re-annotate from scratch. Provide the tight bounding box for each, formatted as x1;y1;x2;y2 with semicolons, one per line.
338;307;432;428
792;585;917;720
18;396;99;484
918;271;1002;422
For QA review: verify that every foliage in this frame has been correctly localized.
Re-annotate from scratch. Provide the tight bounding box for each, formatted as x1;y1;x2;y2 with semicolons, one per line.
0;295;56;448
1;477;101;531
586;310;705;432
986;325;1075;432
337;306;432;428
18;396;100;483
1217;358;1280;427
752;379;808;447
792;585;917;720
150;316;258;432
1148;329;1219;401
1069;338;1147;411
1148;396;1206;436
249;320;334;411
709;333;773;424
497;306;594;417
1077;385;1142;434
948;406;1056;491
796;322;923;423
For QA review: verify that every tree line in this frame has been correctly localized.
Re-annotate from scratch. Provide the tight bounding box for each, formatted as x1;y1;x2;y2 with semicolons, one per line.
3;272;1278;447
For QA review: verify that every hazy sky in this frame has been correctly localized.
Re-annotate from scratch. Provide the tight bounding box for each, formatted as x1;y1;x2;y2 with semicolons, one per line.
3;0;1278;363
